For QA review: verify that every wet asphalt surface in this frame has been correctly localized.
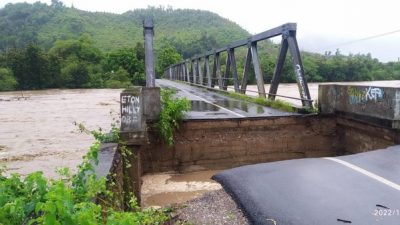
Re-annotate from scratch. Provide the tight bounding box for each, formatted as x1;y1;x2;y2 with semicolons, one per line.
156;79;298;119
213;145;400;225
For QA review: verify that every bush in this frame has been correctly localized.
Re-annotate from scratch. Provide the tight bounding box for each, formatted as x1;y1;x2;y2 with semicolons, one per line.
61;61;90;88
0;126;169;224
104;67;132;88
0;68;17;91
156;89;191;146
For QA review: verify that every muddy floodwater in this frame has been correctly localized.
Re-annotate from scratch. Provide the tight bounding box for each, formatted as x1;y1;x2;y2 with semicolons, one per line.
141;170;221;207
1;80;399;206
0;89;122;177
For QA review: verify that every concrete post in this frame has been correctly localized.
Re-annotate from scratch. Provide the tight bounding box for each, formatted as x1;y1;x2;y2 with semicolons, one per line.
120;86;160;206
143;18;155;87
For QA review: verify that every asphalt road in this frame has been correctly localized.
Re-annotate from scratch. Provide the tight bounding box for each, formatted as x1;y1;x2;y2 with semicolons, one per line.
156;79;298;119
213;145;400;225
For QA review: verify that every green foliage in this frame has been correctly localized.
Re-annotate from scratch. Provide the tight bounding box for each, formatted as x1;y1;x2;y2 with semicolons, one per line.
61;61;90;87
103;44;146;86
0;38;149;90
156;44;182;77
0;67;17;91
104;68;132;88
0;125;168;224
49;35;103;88
156;89;191;146
5;44;56;90
1;2;400;92
0;4;248;54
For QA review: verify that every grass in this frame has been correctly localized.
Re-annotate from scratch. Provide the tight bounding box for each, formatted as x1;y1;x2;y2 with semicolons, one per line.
173;80;312;113
223;91;295;113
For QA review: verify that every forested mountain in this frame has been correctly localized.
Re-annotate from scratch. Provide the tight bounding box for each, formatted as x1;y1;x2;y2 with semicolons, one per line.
0;1;249;56
1;1;400;92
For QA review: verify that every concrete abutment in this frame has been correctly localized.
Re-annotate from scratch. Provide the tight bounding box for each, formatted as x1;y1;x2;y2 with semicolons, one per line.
95;84;400;207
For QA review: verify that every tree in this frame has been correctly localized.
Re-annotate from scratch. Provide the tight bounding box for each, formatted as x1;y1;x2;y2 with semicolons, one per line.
0;67;17;91
6;44;53;90
49;35;102;64
24;44;51;89
60;61;89;88
103;43;146;86
51;0;64;9
104;67;131;88
49;35;103;88
156;45;182;77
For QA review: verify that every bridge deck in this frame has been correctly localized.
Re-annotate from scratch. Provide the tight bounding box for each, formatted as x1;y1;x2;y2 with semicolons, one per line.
156;79;298;119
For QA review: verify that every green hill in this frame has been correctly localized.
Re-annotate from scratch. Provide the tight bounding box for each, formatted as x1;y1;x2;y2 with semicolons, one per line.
0;1;249;57
1;1;399;91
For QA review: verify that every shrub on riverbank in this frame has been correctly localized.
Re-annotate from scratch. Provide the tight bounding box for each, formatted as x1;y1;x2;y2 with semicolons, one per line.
0;68;17;91
156;89;191;146
0;127;169;224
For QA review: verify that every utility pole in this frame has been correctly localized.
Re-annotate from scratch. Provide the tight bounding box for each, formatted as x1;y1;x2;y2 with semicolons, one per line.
143;18;155;87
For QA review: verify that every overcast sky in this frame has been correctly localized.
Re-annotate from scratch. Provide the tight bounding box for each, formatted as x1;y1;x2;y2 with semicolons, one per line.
1;0;400;62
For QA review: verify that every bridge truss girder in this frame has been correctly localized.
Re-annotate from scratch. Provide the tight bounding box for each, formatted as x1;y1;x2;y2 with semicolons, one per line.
164;23;313;108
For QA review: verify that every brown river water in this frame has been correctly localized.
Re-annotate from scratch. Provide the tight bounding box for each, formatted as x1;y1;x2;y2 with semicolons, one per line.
0;89;122;177
1;80;399;207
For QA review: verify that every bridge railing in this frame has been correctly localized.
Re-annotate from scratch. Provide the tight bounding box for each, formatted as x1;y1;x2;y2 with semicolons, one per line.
164;23;313;108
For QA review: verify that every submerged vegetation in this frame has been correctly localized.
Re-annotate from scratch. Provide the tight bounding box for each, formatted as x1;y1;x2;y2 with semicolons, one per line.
156;89;191;146
0;124;169;224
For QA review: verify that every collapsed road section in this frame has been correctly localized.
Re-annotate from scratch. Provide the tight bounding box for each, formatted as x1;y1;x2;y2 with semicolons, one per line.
213;145;400;225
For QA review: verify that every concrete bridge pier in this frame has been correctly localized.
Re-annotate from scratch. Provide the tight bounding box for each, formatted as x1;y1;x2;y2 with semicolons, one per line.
119;86;160;204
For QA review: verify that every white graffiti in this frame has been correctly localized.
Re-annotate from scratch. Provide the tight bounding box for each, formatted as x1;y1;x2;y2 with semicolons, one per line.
366;87;384;101
295;64;307;99
121;96;140;125
121;115;138;125
295;64;302;78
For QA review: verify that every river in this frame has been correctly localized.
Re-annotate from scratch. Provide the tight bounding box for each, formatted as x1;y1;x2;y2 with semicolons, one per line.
0;89;121;177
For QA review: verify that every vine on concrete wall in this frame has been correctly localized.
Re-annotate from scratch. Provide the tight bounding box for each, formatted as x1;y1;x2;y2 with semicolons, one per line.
156;89;191;146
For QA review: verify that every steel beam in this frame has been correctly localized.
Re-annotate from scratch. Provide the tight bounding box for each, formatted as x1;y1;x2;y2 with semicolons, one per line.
165;23;296;68
211;54;217;88
181;64;186;82
229;48;240;92
162;22;313;107
269;38;288;99
198;58;203;85
240;47;252;94
287;32;312;107
177;65;180;81
224;51;231;91
191;59;196;84
195;23;296;59
205;56;211;87
250;42;266;98
213;53;222;89
185;61;190;82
